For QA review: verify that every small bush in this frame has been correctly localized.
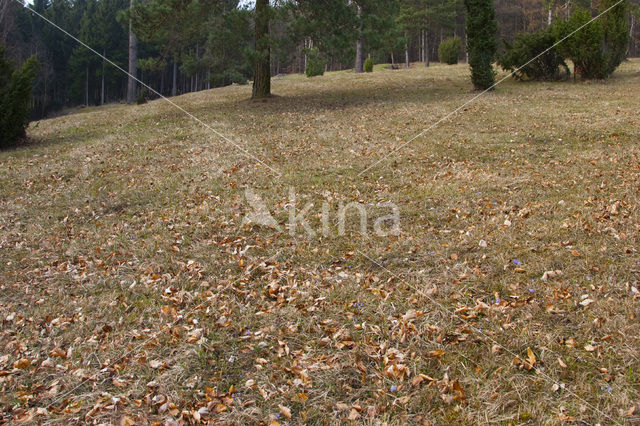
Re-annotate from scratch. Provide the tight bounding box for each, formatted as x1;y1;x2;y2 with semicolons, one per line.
438;37;462;65
136;89;148;105
305;48;325;77
1;46;39;148
363;57;373;73
554;1;628;79
498;27;569;81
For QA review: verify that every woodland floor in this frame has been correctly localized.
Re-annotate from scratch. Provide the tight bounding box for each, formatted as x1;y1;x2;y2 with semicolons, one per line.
1;60;640;424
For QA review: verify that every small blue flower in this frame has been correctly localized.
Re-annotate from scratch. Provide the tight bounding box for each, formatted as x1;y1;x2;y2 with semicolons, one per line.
529;288;535;293
587;276;591;281
390;385;397;392
495;299;501;304
512;259;522;265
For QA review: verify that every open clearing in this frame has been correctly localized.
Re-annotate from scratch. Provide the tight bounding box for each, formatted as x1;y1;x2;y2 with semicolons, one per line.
1;61;640;424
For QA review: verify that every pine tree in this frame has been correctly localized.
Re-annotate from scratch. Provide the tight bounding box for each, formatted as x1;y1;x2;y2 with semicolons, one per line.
398;0;459;67
554;0;629;79
464;0;497;90
251;0;271;98
600;0;629;77
127;0;137;103
69;0;100;105
498;26;569;81
355;3;364;72
206;6;253;87
0;45;39;147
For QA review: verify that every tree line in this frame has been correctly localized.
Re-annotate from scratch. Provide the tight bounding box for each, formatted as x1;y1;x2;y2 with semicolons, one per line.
0;0;638;120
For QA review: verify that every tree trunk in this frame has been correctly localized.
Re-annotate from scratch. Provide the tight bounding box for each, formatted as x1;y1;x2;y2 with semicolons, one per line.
42;76;47;117
126;0;137;104
85;66;89;106
405;32;410;68
547;6;553;26
629;14;634;57
195;44;199;91
252;0;271;99
172;60;177;97
424;30;429;67
0;0;14;45
355;39;364;72
101;49;105;105
303;38;308;72
355;4;364;73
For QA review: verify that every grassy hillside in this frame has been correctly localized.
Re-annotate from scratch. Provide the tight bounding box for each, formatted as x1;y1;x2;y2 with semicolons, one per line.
1;61;640;423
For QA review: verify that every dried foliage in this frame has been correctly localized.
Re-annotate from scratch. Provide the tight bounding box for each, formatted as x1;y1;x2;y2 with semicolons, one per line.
1;61;640;423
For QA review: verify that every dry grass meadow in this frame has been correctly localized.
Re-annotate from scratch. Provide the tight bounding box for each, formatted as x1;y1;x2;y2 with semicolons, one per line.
1;60;640;424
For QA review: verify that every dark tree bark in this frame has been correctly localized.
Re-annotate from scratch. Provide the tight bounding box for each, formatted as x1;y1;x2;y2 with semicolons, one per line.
355;5;364;73
101;49;105;105
194;43;198;91
629;14;634;56
0;0;14;45
424;29;429;67
127;0;137;104
355;39;364;72
252;0;270;99
85;66;89;106
303;38;308;72
172;60;177;97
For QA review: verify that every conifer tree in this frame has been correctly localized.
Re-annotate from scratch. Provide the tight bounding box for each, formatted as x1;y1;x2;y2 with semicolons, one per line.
600;0;629;77
554;0;628;79
464;0;497;90
252;0;271;98
0;45;39;147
